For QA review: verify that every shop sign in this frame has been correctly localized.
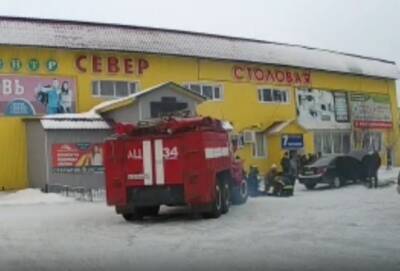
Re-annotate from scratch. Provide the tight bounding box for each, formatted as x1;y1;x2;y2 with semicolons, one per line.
296;89;350;130
0;75;76;116
52;143;104;174
0;58;58;72
350;93;393;129
233;65;311;86
281;134;304;149
75;54;149;75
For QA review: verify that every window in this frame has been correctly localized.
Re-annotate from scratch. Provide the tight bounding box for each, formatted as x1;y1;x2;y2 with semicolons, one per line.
184;83;223;101
92;80;138;98
252;132;267;158
258;88;289;104
314;131;351;155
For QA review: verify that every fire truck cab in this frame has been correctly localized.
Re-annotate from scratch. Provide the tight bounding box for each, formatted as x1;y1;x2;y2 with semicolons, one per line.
103;117;248;220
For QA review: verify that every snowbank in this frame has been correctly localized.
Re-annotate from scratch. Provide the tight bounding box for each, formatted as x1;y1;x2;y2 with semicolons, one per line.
0;189;74;206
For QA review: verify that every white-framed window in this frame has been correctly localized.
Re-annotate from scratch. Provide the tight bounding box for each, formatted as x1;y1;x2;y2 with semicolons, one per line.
258;88;289;104
184;83;223;101
92;80;138;98
314;131;351;155
252;132;267;158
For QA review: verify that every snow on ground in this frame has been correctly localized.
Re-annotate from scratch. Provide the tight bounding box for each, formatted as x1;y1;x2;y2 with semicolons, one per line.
0;188;74;206
0;169;399;271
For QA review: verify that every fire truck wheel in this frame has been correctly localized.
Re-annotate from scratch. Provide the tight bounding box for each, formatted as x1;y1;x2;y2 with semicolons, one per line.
231;179;248;205
136;206;160;217
122;213;143;222
202;181;223;219
221;181;231;214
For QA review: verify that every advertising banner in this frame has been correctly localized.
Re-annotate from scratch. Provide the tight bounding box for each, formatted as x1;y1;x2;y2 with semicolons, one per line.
296;89;350;130
350;93;392;129
52;143;103;174
0;75;76;116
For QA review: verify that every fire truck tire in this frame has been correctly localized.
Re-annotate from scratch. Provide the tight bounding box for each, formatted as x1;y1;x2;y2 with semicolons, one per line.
136;206;160;217
231;179;248;205
121;206;160;221
221;181;231;214
202;181;223;219
122;213;143;221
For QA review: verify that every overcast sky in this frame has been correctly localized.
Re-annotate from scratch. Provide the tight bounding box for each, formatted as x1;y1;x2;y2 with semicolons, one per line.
1;0;399;101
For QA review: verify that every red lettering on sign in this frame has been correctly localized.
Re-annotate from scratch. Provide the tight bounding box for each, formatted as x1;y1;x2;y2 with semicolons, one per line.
246;67;253;80
294;72;302;84
303;71;311;84
107;57;120;73
138;59;149;75
92;55;102;73
286;71;293;84
124;58;134;74
255;68;264;81
75;55;87;72
233;65;244;79
275;70;285;82
265;70;275;83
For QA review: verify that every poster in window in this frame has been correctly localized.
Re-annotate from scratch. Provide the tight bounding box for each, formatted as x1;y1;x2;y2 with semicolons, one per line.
52;143;104;174
350;93;392;129
296;89;350;130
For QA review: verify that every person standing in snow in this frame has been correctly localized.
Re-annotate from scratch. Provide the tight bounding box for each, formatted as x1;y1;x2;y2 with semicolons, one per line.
289;152;298;187
248;165;260;197
264;164;278;195
370;151;381;188
280;152;290;175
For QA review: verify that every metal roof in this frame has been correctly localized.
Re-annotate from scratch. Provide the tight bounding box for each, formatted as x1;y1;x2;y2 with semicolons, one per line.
0;17;399;79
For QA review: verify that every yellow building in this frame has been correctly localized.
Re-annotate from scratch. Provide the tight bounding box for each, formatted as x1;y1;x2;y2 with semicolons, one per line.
0;17;399;190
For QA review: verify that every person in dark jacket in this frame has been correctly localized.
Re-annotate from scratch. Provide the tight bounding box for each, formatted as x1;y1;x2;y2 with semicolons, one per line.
280;152;290;175
362;151;381;188
248;165;260;197
370;151;381;188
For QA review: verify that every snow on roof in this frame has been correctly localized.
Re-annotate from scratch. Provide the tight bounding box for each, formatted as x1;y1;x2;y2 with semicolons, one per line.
41;112;111;130
222;121;234;131
91;82;205;113
0;17;399;79
41;111;111;130
41;119;111;130
42;112;103;119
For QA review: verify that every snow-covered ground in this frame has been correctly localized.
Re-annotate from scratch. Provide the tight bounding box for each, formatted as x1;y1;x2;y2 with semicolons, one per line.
0;169;399;271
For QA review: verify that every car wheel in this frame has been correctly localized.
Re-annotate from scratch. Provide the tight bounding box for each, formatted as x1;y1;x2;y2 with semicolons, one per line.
330;176;341;189
305;182;316;190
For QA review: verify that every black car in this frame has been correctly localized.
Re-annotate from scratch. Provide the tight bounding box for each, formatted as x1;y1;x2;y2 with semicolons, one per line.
299;154;366;190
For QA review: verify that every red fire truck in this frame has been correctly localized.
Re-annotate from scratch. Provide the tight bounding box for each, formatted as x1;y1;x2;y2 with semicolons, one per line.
103;117;248;221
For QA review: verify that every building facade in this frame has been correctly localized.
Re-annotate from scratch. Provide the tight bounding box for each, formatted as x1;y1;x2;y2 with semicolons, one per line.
0;17;399;190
